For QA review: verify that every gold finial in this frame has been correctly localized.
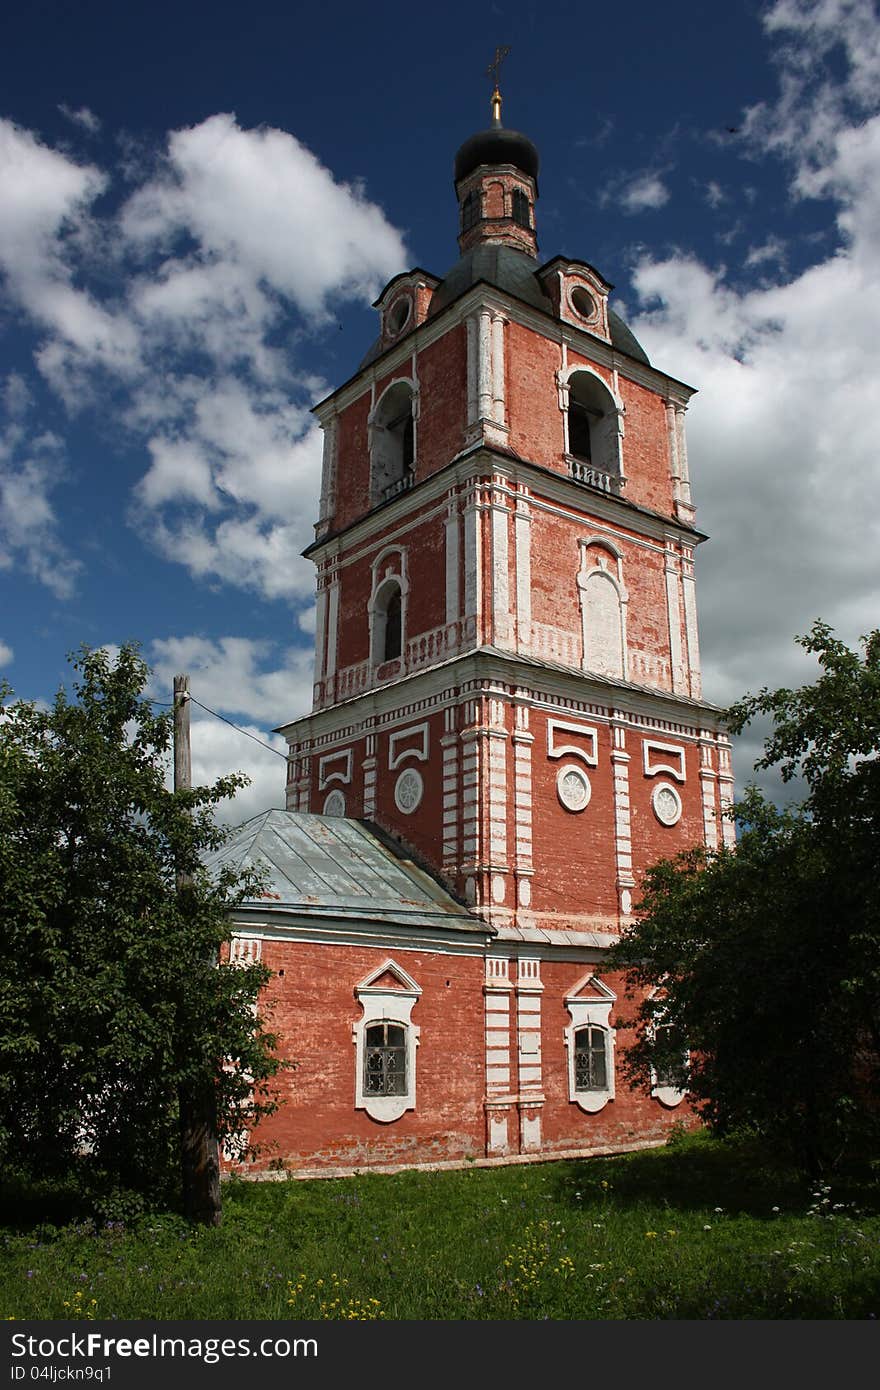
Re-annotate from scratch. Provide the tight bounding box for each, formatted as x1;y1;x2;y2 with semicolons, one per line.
486;45;510;124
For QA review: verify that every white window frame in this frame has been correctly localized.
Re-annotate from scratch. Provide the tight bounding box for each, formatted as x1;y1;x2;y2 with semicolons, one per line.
563;974;616;1113
649;1015;688;1109
353;960;421;1123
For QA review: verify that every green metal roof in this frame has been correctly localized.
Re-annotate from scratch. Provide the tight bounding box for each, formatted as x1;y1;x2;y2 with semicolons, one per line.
208;809;488;935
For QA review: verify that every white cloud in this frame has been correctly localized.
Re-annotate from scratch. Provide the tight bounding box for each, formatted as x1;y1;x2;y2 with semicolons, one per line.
58;105;101;135
120;113;406;321
144;634;314;825
147;635;314;726
744;236;788;269
186;712;288;826
609;171;670;214
0;113;407;612
0;374;81;597
136;437;221;511
0;640;13;667
628;0;880;798
0;121;140;387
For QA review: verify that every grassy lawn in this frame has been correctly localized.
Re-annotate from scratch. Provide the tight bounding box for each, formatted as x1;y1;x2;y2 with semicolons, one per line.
2;1133;878;1320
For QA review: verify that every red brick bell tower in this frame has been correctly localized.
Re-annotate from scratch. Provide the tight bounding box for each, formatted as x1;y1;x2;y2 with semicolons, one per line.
278;91;735;941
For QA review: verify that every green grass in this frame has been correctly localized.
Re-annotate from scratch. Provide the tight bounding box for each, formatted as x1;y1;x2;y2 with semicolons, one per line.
2;1133;878;1320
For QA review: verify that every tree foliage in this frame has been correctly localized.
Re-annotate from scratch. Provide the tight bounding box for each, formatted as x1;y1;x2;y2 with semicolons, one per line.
610;623;880;1172
0;644;281;1209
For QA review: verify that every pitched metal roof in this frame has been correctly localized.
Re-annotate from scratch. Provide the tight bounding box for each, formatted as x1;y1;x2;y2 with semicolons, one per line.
359;246;651;370
207;809;488;935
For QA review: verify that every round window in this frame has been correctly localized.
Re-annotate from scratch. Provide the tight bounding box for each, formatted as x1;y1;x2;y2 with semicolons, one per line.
570;285;597;322
394;767;424;815
387;296;412;336
652;781;682;827
556;763;592;813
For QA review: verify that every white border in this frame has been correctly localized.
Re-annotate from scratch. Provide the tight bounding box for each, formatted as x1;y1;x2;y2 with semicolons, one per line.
394;767;424;815
556;763;592;813
652;780;683;826
322;789;346;817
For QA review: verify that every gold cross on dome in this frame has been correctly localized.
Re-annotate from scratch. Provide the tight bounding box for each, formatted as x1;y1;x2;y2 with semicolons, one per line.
486;45;511;88
486;45;510;122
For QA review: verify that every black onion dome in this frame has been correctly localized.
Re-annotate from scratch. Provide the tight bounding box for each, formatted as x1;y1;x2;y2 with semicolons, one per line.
454;126;540;185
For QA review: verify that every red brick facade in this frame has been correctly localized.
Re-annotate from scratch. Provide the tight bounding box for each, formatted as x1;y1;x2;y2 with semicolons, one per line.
229;109;734;1176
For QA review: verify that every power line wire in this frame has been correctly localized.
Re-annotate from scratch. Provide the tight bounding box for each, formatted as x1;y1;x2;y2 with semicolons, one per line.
148;692;288;760
186;694;288;760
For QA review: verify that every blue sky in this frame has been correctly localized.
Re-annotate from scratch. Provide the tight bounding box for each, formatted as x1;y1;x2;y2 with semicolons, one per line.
2;0;879;817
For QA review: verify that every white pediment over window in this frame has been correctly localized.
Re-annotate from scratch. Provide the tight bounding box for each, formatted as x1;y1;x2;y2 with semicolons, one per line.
563;974;617;1114
353;959;421;1124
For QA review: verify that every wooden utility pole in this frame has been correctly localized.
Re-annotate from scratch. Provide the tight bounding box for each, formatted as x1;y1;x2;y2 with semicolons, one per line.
173;674;192;801
173;674;222;1226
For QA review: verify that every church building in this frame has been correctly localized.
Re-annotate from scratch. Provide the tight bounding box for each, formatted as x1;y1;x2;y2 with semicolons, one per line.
213;87;735;1176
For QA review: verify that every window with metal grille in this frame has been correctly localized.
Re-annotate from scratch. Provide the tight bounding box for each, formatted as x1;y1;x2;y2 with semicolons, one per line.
364;1022;407;1095
574;1026;608;1091
512;187;530;229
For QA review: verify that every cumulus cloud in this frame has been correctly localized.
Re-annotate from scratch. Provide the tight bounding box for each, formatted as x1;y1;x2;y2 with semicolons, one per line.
0;112;407;617
143;635;315;824
629;0;880;798
185;711;288;826
603;170;671;214
0;121;140;389
0;372;81;597
0;640;13;667
147;635;314;725
120;113;406;321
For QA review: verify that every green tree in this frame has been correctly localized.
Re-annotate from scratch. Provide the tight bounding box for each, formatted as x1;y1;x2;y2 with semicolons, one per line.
0;644;281;1219
610;623;880;1172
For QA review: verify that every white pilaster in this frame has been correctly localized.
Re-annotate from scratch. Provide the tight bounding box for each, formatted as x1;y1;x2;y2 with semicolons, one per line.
681;547;702;699
362;731;377;820
317;416;338;534
699;739;719;851
665;399;681;501
477;308;493;421
441;706;459;872
445;494;460;625
516;958;544;1153
664;541;686;694
325;570;340;681
463;484;482;643
490;485;511;645
717;736;737;848
675;405;692;505
611;720;635;919
512;696;534;915
491;310;507;424
466;314;479;428
484;957;513;1155
514;485;532;653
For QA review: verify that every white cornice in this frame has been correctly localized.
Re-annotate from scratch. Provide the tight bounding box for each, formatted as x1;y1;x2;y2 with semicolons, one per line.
228;908;620;967
307;445;705;566
276;644;725;742
228;909;491;954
